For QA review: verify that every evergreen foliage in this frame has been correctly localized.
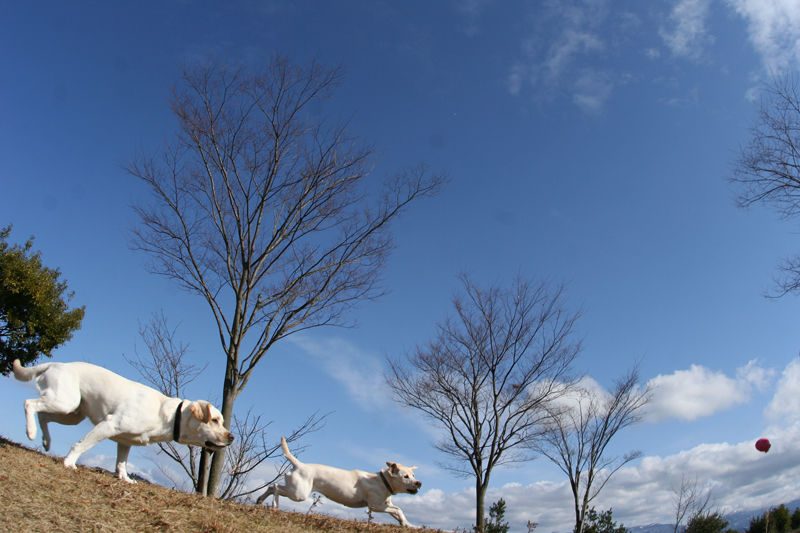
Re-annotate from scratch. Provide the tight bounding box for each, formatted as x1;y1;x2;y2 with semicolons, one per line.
684;512;730;533
790;507;800;530
484;499;510;533
746;505;795;533
771;505;791;533
0;225;84;375
580;508;627;533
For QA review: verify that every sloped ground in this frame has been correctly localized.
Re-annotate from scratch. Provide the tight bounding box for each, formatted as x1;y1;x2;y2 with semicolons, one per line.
0;436;440;533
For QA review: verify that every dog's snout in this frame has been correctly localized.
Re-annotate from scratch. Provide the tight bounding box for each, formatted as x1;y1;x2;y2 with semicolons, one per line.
228;432;235;443
415;480;422;488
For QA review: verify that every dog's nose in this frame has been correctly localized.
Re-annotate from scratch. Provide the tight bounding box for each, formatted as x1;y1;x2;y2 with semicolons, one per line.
228;433;235;443
415;481;422;488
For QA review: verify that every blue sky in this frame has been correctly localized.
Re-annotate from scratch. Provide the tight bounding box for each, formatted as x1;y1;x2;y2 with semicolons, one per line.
4;1;800;531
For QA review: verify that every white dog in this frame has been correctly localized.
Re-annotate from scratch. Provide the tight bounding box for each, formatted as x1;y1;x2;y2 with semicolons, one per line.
12;359;234;483
256;436;422;527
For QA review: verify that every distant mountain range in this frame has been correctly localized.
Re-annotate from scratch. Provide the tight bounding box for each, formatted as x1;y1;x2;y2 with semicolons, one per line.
626;499;800;533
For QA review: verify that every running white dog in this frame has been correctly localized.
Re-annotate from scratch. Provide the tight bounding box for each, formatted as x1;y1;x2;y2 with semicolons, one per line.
256;436;422;527
12;359;234;483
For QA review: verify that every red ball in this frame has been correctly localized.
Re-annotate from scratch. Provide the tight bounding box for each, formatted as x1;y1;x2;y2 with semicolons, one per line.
756;438;771;453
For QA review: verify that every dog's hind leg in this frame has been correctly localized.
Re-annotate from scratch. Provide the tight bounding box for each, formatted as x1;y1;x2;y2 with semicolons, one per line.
23;374;81;443
272;485;280;509
24;395;81;443
37;411;85;452
256;484;275;506
115;443;135;483
256;483;285;509
24;399;42;441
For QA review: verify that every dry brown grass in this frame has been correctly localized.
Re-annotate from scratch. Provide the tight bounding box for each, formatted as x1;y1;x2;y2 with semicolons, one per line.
0;436;445;533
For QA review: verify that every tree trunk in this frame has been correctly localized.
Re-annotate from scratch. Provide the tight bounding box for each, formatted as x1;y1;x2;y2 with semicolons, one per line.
196;449;210;495
571;477;583;533
206;371;237;497
476;479;487;533
576;483;592;533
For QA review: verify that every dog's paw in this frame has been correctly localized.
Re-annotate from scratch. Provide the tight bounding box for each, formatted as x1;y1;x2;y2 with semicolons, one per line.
116;471;137;484
63;459;77;470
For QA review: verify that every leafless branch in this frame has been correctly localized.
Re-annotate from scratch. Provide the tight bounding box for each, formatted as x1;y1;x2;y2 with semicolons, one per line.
126;310;327;497
219;409;328;502
530;363;652;533
125;53;446;495
672;474;713;533
385;273;581;532
730;72;800;296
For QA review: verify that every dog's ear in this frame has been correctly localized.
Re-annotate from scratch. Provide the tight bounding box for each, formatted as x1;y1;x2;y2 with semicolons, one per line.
411;466;418;471
386;462;400;475
190;401;213;424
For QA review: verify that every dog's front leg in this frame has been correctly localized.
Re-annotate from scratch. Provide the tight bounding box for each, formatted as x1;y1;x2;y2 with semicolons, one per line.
115;443;136;483
63;418;119;470
380;503;413;528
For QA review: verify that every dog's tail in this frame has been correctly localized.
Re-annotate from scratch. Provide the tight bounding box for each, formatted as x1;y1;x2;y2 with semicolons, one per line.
12;359;51;382
280;436;302;469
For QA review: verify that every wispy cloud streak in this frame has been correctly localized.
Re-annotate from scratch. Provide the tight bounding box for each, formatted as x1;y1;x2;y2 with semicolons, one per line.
724;0;800;71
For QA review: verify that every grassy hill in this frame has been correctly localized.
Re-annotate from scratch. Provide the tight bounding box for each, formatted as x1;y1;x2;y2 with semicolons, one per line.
0;435;439;533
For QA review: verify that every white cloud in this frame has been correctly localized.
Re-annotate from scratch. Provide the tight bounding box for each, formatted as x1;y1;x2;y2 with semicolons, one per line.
595;424;800;528
508;0;617;111
645;362;769;423
645;48;662;60
289;335;392;412
272;422;800;532
547;375;608;413
661;86;701;109
659;0;714;61
508;63;526;96
764;357;800;422
738;358;775;391
724;0;800;71
544;28;606;84
113;356;795;533
572;69;614;112
506;0;800;110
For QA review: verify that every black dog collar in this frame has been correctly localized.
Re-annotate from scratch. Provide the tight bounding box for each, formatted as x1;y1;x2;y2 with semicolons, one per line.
173;400;184;442
379;471;395;495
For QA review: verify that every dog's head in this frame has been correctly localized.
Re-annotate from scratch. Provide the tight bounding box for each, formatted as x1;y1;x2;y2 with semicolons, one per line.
384;462;422;495
183;400;235;451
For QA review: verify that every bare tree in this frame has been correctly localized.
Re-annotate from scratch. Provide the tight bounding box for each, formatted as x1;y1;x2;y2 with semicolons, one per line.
530;364;652;533
127;311;327;499
126;311;207;490
385;273;582;533
672;474;713;533
219;408;325;502
125;54;447;496
730;72;800;296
